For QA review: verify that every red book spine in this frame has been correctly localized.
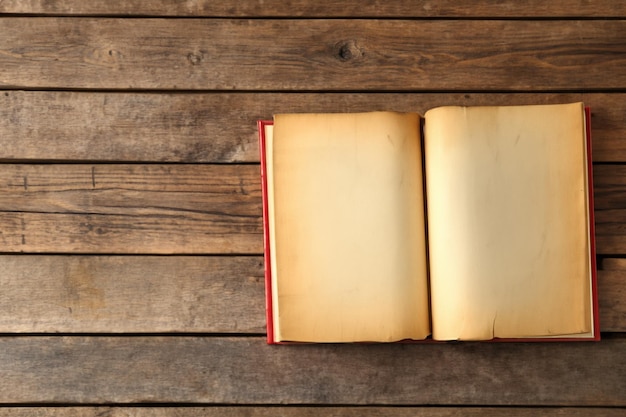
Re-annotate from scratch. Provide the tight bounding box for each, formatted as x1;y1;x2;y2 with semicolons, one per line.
258;120;276;344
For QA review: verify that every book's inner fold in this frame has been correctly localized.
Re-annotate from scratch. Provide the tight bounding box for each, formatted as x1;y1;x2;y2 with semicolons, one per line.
424;103;592;340
269;112;430;342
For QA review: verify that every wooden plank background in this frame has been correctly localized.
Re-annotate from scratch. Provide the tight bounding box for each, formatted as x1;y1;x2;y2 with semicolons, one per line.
0;19;625;91
0;0;625;17
0;2;624;415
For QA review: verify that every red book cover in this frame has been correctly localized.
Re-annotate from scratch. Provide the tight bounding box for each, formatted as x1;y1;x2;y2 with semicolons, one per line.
258;120;276;344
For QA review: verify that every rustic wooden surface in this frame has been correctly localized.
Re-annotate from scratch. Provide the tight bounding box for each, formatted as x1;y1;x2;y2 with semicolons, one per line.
2;92;626;162
0;408;623;417
0;0;625;17
0;336;624;404
0;2;624;415
1;19;625;91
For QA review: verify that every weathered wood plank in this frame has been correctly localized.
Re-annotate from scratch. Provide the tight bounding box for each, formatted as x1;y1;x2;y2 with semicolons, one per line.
0;407;623;417
598;267;626;332
0;211;259;253
0;255;622;333
593;165;626;256
0;164;262;254
0;90;259;163
0;255;265;333
0;336;623;405
0;164;260;214
1;92;624;163
0;19;625;90
0;0;624;17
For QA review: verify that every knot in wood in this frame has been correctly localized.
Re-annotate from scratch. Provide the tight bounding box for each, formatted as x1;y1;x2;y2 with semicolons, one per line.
336;40;363;61
187;52;204;65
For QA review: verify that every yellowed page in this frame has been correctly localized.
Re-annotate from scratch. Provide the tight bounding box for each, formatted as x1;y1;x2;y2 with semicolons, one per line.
424;103;592;340
269;112;429;342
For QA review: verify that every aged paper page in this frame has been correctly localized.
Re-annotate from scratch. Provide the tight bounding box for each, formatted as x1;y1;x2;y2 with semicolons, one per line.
269;112;429;342
424;103;591;340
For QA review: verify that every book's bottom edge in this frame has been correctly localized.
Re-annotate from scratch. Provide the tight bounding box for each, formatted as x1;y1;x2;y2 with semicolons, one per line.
267;335;600;345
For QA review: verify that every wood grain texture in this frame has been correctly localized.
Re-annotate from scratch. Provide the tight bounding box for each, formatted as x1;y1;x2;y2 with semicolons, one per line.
0;0;624;17
594;165;626;211
0;3;623;412
0;19;625;90
0;407;623;417
0;211;259;253
594;165;626;255
0;90;257;163
0;164;262;254
0;336;623;405
0;255;621;333
0;255;265;333
598;267;626;332
1;91;625;163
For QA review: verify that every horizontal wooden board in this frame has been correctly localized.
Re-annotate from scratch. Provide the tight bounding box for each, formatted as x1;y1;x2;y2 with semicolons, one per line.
0;211;259;253
0;336;623;405
1;92;625;163
0;255;622;333
0;255;265;333
0;164;262;254
0;19;625;90
0;90;260;163
0;164;261;214
0;407;623;417
1;1;625;17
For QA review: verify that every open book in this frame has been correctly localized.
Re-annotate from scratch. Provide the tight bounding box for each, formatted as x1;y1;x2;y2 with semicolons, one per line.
258;102;598;343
